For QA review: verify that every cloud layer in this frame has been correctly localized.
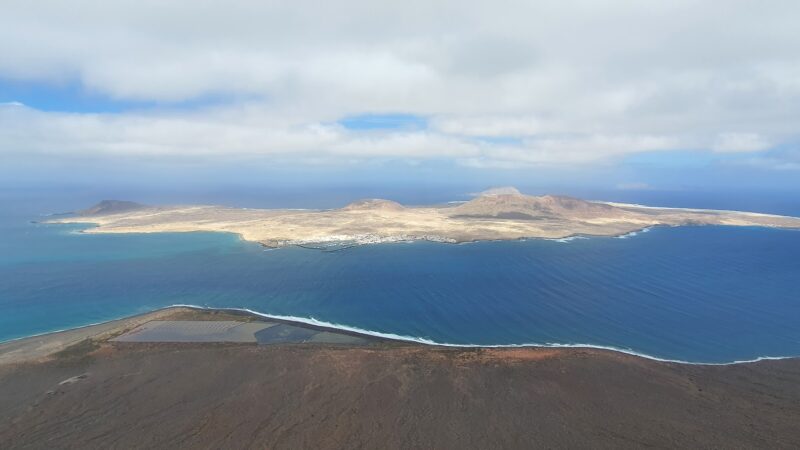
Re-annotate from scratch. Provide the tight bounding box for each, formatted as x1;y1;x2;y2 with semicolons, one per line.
2;0;799;168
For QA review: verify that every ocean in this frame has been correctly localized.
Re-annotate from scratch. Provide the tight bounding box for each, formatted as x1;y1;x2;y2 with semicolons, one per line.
1;190;799;363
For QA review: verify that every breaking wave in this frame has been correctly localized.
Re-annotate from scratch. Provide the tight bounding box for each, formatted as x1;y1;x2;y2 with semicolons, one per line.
171;304;799;366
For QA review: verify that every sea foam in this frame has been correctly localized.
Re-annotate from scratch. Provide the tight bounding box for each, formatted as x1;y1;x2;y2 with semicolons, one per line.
171;304;799;366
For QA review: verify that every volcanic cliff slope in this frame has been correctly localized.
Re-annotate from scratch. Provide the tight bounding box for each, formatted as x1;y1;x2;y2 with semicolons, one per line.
449;188;626;221
341;199;405;212
79;200;146;216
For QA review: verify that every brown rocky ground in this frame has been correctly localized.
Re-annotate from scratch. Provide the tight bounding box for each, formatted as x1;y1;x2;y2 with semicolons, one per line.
1;336;800;449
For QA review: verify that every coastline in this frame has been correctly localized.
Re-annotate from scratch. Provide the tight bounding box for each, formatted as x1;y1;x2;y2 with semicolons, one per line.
3;305;797;366
52;216;786;250
46;215;659;251
182;304;800;365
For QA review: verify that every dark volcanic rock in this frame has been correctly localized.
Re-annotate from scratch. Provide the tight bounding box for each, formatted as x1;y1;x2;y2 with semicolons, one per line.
1;345;799;449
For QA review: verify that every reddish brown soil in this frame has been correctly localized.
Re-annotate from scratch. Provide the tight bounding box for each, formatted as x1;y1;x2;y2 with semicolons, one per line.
1;343;799;449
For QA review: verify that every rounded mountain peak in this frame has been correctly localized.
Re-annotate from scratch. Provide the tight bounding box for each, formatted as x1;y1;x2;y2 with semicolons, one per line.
477;186;523;197
342;199;405;212
79;200;145;216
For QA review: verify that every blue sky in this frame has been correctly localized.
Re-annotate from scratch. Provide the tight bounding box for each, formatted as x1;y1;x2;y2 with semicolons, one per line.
1;1;799;199
0;78;144;113
338;114;428;131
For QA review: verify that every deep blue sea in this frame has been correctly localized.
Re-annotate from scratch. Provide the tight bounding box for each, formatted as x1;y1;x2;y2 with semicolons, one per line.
1;190;799;363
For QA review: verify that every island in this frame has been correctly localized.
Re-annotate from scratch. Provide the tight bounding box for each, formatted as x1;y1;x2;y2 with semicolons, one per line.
49;187;800;247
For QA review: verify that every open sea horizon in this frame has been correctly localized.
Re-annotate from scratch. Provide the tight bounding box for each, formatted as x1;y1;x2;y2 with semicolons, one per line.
1;188;799;364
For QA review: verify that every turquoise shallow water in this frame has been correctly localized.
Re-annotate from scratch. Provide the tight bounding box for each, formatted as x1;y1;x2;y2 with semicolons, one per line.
1;204;799;363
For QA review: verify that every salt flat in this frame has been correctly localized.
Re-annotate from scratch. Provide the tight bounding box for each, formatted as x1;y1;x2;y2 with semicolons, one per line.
113;320;273;343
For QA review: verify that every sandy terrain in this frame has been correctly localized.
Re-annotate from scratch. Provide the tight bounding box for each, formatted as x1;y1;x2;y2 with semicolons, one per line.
0;307;370;366
0;308;189;366
1;308;800;449
48;188;800;247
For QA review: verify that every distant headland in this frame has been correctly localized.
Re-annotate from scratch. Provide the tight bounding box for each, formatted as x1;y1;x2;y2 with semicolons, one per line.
49;187;800;248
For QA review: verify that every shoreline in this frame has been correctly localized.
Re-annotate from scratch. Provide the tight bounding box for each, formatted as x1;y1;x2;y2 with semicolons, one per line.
3;304;797;367
115;304;800;366
49;212;800;250
3;306;800;447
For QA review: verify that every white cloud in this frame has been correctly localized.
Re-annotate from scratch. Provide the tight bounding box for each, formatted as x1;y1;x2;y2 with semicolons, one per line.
0;103;479;163
0;103;693;167
459;134;681;168
1;0;799;168
431;116;545;137
712;133;771;153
